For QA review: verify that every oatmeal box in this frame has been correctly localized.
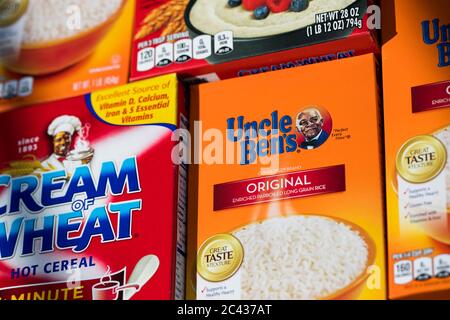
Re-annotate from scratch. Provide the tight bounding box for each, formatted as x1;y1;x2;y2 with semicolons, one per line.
0;0;135;109
0;74;188;300
130;0;379;82
382;0;450;299
186;54;386;300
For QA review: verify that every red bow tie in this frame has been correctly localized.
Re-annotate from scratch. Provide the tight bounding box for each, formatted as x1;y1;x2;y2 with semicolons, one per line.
57;157;66;163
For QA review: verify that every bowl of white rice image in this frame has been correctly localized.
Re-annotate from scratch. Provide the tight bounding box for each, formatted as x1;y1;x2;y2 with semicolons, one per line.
230;215;376;300
4;0;125;75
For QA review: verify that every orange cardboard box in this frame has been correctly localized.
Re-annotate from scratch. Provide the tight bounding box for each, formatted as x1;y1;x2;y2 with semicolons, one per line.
382;0;450;299
0;0;135;110
187;53;386;300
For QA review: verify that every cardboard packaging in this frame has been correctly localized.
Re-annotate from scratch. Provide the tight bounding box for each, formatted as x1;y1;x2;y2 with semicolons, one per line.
187;54;386;300
130;0;379;82
0;74;188;300
382;0;450;299
0;0;135;110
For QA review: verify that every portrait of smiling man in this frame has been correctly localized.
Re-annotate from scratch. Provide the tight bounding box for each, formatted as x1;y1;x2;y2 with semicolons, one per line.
296;107;330;150
39;115;93;177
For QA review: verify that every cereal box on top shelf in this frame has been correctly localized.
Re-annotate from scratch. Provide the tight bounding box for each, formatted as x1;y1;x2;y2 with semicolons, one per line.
0;0;135;110
130;0;380;82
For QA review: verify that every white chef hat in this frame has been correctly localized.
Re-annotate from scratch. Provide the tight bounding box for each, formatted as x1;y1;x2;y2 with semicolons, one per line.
47;115;82;136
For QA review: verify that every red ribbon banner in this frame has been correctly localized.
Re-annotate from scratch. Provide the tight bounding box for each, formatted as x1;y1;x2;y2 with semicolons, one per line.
411;80;450;113
213;165;346;211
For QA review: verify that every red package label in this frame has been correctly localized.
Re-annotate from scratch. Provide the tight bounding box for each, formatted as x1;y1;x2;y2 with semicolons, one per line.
411;80;450;113
213;165;346;210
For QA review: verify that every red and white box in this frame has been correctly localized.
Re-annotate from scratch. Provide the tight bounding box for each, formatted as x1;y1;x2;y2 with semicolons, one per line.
131;0;379;82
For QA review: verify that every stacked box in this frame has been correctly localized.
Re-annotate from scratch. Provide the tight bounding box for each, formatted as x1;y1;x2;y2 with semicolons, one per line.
0;0;135;110
131;0;379;82
382;0;450;299
187;54;386;300
0;74;188;300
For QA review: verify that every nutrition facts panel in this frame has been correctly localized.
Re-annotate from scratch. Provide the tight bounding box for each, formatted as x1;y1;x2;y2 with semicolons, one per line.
394;254;450;285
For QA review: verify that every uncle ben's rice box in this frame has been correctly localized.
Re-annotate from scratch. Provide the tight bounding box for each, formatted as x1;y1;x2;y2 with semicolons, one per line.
382;0;450;299
186;53;386;300
0;74;188;300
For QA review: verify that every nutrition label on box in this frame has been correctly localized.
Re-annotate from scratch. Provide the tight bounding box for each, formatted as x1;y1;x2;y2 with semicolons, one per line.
393;254;450;285
174;39;192;63
214;31;233;55
137;47;155;72
156;43;173;67
0;77;33;99
394;260;413;284
307;8;363;37
434;254;450;278
413;257;433;281
193;35;212;60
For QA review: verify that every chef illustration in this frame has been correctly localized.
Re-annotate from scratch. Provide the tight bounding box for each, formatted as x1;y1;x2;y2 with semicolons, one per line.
41;115;94;176
296;107;330;150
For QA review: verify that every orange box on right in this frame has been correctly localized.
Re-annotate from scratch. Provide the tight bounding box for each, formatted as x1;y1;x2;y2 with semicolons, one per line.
382;0;450;299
